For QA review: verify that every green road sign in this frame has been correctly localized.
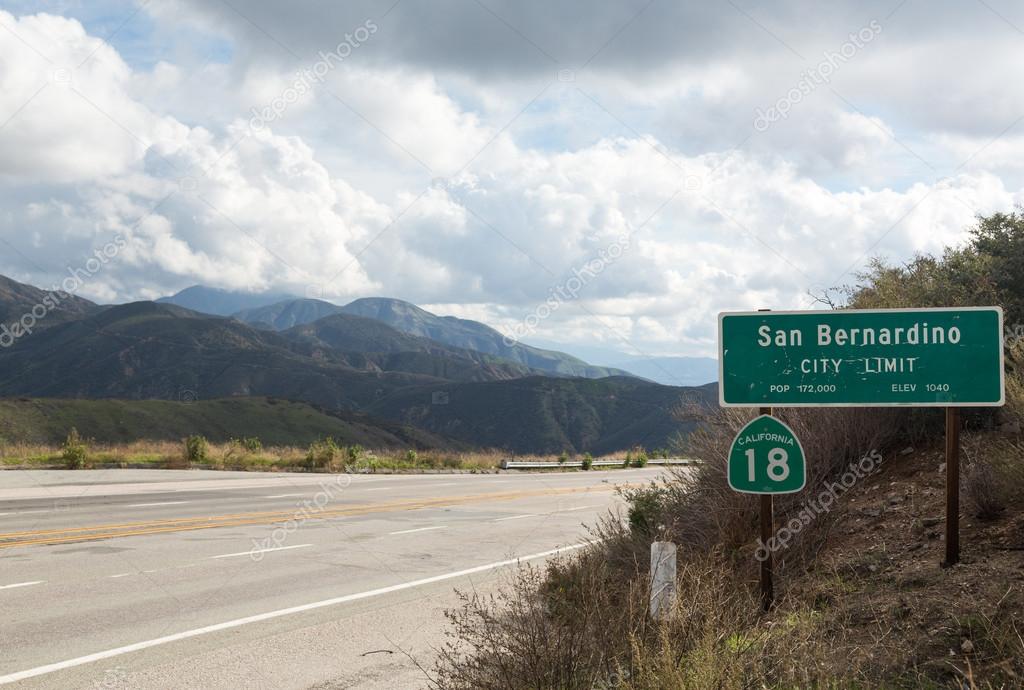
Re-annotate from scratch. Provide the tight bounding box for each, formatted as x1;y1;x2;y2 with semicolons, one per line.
728;415;806;494
719;307;1004;407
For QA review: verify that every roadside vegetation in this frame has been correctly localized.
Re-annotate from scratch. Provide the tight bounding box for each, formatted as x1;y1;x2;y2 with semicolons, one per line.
0;437;671;474
432;211;1024;689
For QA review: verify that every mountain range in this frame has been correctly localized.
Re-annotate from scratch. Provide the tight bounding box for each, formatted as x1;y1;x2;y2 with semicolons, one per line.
157;285;296;316
0;277;716;453
232;296;633;379
0;274;101;331
524;339;719;387
161;286;719;385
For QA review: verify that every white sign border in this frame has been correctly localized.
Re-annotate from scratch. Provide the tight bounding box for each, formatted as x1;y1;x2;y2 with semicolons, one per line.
727;414;808;495
717;306;1006;408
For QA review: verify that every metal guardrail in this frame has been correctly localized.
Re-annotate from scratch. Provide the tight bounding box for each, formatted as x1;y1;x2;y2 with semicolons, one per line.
500;458;699;470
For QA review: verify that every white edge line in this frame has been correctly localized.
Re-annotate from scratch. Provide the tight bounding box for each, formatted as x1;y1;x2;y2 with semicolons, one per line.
126;501;190;508
209;544;313;560
264;494;305;499
493;514;537;522
0;581;45;590
388;526;446;535
0;542;591;685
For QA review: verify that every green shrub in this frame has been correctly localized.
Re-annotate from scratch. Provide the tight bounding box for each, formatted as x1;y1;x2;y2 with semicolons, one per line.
62;428;88;469
346;444;364;467
581;452;593;470
306;437;339;471
225;436;262;459
624;483;667;535
630;447;649;468
405;449;419;465
558;450;569;465
184;435;208;466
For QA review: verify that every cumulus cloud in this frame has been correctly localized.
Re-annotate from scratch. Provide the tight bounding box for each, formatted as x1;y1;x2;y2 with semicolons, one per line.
1;2;1024;358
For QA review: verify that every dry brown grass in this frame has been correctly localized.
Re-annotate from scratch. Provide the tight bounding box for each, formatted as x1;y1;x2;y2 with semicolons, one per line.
433;403;1024;689
0;440;636;473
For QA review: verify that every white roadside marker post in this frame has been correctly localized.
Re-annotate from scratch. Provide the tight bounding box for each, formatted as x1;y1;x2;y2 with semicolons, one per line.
649;541;677;622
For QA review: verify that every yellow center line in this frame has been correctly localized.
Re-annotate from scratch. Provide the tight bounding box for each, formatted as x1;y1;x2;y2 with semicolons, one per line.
0;484;629;550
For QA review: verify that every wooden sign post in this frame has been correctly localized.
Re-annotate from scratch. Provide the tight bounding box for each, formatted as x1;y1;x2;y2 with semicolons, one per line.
727;408;806;611
944;407;961;566
719;307;1004;585
758;407;773;610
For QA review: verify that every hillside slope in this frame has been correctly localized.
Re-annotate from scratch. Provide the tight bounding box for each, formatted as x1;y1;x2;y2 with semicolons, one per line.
233;298;344;330
525;339;719;386
0;301;438;409
284;313;540;382
0;275;101;330
157;285;295;316
367;377;716;454
341;297;633;379
0;397;454;448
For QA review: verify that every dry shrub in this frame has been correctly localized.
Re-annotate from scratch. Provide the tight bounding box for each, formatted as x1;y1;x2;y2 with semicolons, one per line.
1003;339;1024;424
433;550;645;690
432;543;851;690
625;405;934;575
431;403;937;688
432;548;751;690
964;436;1024;519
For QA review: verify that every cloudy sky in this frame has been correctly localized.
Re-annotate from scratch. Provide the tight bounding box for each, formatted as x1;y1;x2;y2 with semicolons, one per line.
1;0;1022;358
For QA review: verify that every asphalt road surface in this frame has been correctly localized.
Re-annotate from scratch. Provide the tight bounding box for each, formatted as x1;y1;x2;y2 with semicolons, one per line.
0;468;667;689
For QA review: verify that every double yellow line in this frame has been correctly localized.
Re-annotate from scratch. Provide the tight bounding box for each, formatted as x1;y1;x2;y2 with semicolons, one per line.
0;484;618;550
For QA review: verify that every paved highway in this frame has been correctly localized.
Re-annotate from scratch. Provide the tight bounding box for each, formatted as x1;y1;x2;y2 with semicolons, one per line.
0;468;665;689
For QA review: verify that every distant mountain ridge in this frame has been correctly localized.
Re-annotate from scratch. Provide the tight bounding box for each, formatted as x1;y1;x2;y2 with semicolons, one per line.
229;295;635;380
158;285;296;316
525;339;718;386
283;312;542;381
0;275;102;335
234;299;343;330
0;276;712;453
339;298;634;379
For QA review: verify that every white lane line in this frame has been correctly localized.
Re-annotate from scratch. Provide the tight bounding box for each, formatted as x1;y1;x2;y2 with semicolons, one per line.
126;501;190;508
388;526;446;536
556;505;600;512
493;514;537;522
0;542;589;685
209;544;313;560
264;493;305;499
108;573;133;579
365;487;390;492
15;510;49;515
0;581;45;591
